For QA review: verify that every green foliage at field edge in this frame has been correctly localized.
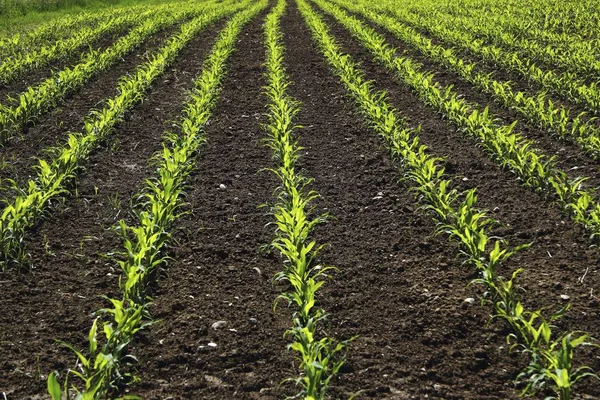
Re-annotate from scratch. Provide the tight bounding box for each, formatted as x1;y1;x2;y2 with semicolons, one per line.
0;0;189;35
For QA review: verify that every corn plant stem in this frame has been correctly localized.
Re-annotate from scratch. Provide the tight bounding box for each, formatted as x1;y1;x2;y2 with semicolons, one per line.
263;0;348;398
0;0;221;143
331;0;600;161
0;2;247;270
47;2;266;398
311;0;600;241
297;0;598;398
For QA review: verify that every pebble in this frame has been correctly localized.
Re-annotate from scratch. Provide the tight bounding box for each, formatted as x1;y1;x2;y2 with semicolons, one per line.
464;297;476;304
219;184;226;190
560;294;570;300
211;320;227;330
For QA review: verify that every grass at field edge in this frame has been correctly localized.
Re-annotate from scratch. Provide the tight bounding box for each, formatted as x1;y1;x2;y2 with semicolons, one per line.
0;0;192;35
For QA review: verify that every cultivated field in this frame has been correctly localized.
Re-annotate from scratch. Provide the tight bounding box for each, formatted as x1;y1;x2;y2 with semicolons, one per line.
0;0;599;398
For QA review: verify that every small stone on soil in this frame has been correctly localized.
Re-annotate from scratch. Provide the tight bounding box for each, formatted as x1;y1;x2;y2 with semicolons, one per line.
211;321;227;330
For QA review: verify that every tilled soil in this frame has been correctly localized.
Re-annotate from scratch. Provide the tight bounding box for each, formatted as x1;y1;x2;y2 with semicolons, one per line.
334;3;600;193
282;4;520;399
131;8;297;399
1;1;599;399
0;18;223;400
0;20;190;191
307;2;600;397
0;24;133;105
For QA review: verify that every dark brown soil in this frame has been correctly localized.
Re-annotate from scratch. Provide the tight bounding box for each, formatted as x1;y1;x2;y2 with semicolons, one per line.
0;18;223;400
0;19;138;104
282;4;521;399
131;7;297;399
0;1;599;399
0;21;188;193
308;2;600;398
333;3;600;193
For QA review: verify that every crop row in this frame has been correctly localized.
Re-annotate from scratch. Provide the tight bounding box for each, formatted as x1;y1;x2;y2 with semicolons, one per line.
401;0;600;80
446;2;599;50
4;0;597;398
0;6;163;83
371;0;600;116
463;0;600;38
314;0;600;243
389;0;600;42
0;0;248;270
0;0;216;143
299;0;599;398
47;2;265;398
263;0;348;398
334;0;600;160
0;6;137;59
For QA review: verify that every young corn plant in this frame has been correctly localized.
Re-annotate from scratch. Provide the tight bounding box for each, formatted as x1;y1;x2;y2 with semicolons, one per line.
368;0;600;116
48;303;149;400
264;1;350;398
518;332;599;400
0;1;219;143
0;2;249;271
299;0;598;398
332;0;600;160
314;0;600;241
47;3;267;398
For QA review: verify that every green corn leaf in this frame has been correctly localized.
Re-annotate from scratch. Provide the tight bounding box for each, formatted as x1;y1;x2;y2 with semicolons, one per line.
47;372;62;400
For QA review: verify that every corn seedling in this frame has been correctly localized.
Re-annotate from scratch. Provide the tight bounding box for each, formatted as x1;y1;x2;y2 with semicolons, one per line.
264;1;350;398
0;1;250;271
47;2;266;397
314;0;600;242
299;0;598;397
